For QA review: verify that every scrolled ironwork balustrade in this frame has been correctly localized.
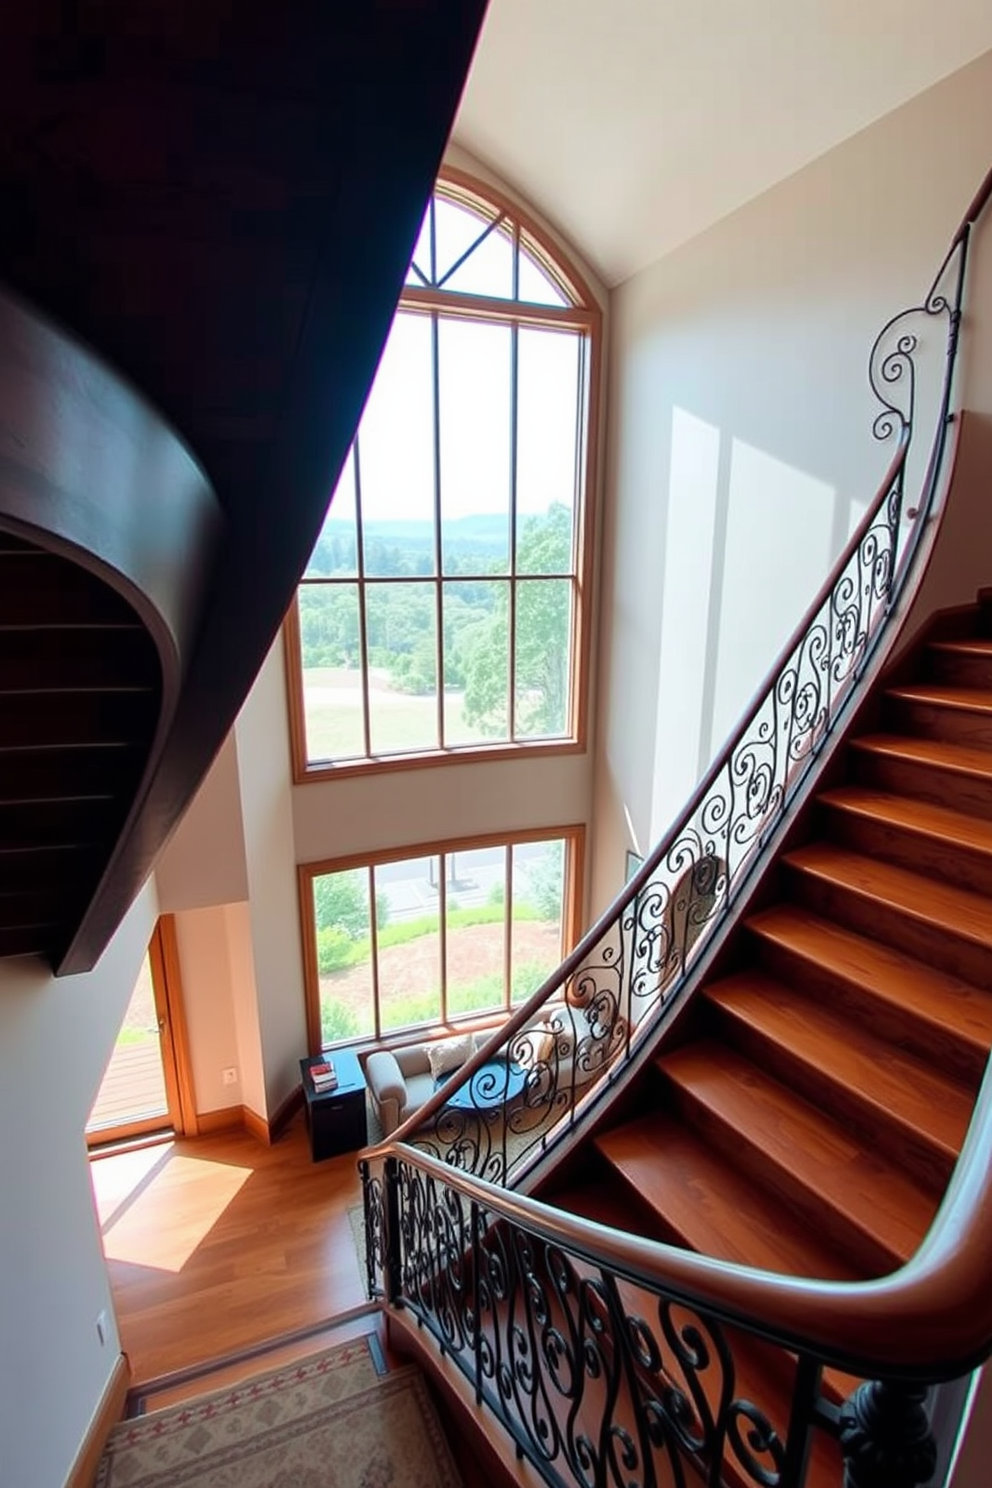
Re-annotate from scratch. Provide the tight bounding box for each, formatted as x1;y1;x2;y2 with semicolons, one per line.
358;171;981;1194
360;164;992;1488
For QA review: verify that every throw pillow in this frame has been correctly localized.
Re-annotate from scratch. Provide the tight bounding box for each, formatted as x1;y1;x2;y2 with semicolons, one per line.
425;1033;473;1084
514;1021;555;1070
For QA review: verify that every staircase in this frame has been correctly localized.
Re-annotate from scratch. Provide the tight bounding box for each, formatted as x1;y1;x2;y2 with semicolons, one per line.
366;593;992;1488
525;601;992;1483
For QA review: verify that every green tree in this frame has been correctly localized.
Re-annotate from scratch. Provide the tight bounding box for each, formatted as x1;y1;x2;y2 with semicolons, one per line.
313;871;390;939
462;504;572;737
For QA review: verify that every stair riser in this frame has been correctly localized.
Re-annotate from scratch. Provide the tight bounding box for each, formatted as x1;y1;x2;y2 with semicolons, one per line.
925;648;992;690
658;1069;905;1275
884;696;992;751
820;805;992;899
0;846;102;894
783;865;992;988
744;929;988;1084
850;748;992;822
704;1000;955;1194
0;692;158;750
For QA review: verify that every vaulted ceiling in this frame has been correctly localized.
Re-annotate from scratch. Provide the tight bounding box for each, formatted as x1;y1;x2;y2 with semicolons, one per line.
453;1;992;285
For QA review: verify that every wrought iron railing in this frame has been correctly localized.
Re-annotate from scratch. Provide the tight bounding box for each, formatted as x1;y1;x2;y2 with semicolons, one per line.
360;164;992;1488
360;1131;992;1488
363;167;986;1191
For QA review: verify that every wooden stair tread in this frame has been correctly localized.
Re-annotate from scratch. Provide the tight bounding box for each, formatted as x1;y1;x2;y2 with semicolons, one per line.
595;1115;859;1280
819;784;992;857
783;841;992;952
886;683;992;713
851;732;992;779
745;904;992;1056
929;638;992;660
704;972;971;1158
658;1043;936;1268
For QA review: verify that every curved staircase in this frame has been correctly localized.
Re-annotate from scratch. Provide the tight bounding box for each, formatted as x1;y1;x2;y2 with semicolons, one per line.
545;605;992;1284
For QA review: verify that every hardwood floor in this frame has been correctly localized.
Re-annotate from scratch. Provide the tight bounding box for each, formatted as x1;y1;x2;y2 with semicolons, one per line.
90;1112;370;1387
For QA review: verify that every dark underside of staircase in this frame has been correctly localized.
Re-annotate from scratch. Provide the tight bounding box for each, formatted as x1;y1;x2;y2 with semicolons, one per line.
539;596;992;1485
0;529;161;958
0;1;488;971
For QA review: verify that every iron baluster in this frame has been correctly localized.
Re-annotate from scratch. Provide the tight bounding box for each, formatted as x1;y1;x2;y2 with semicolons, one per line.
839;1380;938;1488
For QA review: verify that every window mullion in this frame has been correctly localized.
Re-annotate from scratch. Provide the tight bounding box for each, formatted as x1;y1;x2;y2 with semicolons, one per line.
353;435;372;759
508;320;519;741
369;864;382;1042
504;844;513;1010
432;311;444;749
438;852;448;1023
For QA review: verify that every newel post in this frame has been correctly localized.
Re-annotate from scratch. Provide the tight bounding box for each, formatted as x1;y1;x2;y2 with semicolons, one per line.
839;1380;938;1488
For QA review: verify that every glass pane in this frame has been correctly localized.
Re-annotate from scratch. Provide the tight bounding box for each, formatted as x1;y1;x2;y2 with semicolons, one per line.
405;203;433;287
87;953;167;1134
518;239;569;307
375;857;441;1031
359;311;435;576
514;578;572;739
313;870;375;1044
516;327;581;572
511;840;565;1004
438;318;511;576
366;582;438;755
444;578;509;742
443;223;514;299
443;580;507;745
446;845;507;1017
298;585;364;762
305;448;358;578
435;199;512;299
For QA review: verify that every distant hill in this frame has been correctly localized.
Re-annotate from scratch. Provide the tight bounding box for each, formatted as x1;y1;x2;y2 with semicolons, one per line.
323;514;509;549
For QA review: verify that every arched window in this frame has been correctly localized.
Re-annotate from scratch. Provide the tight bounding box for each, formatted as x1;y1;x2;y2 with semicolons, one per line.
286;171;600;775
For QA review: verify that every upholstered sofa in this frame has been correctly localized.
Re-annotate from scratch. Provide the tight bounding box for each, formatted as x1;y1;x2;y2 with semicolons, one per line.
362;1004;621;1137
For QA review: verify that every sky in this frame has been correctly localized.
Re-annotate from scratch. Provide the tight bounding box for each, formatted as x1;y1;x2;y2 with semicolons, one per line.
323;197;586;530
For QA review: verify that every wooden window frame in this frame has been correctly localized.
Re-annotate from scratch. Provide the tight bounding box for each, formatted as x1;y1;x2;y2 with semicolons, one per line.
298;823;585;1054
285;169;601;782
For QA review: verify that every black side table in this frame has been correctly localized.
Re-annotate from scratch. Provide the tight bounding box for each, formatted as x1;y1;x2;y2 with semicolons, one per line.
300;1049;368;1162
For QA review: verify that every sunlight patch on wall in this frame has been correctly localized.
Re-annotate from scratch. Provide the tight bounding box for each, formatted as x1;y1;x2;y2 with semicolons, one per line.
95;1150;252;1274
711;439;835;754
650;406;721;842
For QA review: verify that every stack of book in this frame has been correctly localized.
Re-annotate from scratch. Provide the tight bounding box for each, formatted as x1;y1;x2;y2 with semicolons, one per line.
310;1059;338;1091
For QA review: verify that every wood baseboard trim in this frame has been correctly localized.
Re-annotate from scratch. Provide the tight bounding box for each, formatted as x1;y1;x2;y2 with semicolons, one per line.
196;1105;244;1135
195;1089;303;1145
242;1105;270;1144
65;1351;130;1488
269;1085;304;1142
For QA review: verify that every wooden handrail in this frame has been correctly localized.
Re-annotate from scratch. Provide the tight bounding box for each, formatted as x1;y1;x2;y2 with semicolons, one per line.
363;163;992;1388
361;427;913;1161
374;1044;992;1382
953;160;992;246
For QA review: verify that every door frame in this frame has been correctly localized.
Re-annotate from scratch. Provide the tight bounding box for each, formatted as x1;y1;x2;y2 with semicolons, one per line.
87;914;197;1147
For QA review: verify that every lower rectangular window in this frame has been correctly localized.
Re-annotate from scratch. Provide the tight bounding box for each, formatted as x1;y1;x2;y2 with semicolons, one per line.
302;828;582;1049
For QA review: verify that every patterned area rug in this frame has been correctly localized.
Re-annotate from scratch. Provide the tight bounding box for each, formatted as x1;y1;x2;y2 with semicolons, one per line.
96;1336;461;1487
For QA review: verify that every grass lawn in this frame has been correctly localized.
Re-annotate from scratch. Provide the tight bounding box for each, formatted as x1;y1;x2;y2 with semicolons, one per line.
303;667;488;759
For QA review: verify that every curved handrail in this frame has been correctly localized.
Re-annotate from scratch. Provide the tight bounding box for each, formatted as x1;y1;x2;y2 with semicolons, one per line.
356;165;992;1488
364;169;986;1189
369;1039;992;1381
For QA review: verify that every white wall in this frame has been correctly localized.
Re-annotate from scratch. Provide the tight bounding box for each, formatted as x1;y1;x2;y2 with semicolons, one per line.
156;735;249;910
592;46;992;917
234;639;309;1119
0;880;158;1488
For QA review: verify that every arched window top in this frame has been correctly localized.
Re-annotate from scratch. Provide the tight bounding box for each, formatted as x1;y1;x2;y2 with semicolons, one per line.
286;167;600;780
403;172;593;313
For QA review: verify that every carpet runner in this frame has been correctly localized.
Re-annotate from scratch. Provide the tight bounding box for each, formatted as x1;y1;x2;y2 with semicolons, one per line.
95;1335;461;1487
